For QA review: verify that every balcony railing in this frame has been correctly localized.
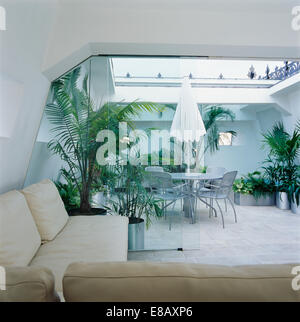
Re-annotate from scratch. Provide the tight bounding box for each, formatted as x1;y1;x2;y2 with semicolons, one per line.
260;61;300;81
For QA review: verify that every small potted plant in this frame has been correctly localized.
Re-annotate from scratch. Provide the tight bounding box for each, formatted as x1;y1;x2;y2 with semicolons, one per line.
107;162;163;250
233;171;275;206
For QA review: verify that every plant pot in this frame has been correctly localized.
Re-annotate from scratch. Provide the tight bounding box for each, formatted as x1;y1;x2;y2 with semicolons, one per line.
128;217;145;251
234;192;275;206
291;195;300;215
68;207;107;216
276;192;290;210
92;192;106;208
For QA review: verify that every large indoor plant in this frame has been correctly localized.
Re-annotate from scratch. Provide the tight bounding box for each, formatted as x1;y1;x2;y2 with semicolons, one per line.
233;171;275;206
262;121;300;210
46;67;162;215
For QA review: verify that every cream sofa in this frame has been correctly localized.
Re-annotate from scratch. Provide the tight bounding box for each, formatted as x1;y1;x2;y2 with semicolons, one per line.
63;261;300;302
0;179;128;301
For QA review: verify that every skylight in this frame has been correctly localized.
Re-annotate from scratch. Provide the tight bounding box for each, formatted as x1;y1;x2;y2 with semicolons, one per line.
112;57;287;80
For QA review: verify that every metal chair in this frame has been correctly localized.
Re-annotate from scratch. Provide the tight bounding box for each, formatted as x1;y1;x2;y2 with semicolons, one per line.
206;167;227;175
194;167;227;212
195;171;238;228
146;172;191;230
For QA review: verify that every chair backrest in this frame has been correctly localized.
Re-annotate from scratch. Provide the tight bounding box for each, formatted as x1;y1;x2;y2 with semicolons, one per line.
206;167;227;176
145;166;164;173
146;171;174;191
216;171;238;197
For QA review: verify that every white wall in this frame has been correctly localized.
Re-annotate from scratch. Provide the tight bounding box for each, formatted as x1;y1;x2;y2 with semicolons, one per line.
204;120;264;176
284;88;300;131
204;108;285;176
24;142;64;187
0;0;58;193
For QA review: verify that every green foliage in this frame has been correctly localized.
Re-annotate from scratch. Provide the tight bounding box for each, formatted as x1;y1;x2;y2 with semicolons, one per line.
46;67;164;213
201;105;237;153
262;121;300;193
54;172;80;211
287;179;300;206
107;162;164;229
233;171;275;200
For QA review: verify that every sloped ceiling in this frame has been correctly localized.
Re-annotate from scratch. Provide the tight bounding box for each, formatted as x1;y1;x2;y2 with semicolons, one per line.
43;0;300;80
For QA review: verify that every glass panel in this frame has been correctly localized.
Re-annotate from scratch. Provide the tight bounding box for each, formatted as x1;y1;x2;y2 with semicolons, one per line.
95;56;184;251
25;55;184;252
25;55;300;265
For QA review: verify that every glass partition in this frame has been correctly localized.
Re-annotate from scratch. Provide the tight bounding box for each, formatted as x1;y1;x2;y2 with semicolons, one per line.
25;56;184;251
25;55;300;266
26;55;296;259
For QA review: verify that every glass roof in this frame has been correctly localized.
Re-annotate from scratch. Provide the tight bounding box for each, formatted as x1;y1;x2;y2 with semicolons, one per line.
111;57;286;80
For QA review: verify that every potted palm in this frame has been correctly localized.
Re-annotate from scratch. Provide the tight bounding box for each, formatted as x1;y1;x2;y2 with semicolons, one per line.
107;162;163;250
262;121;300;210
46;67;163;215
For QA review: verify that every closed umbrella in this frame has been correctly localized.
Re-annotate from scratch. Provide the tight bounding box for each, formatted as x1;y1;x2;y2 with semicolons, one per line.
170;77;206;171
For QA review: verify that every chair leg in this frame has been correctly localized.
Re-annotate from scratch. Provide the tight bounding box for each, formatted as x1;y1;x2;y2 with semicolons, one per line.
215;200;225;229
224;199;227;212
188;197;194;224
212;199;217;217
172;200;176;211
198;197;217;217
227;198;237;223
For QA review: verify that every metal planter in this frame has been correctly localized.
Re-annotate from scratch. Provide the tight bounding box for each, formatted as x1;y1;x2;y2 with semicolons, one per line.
92;192;106;208
128;218;145;251
291;195;300;215
234;192;275;206
276;192;290;210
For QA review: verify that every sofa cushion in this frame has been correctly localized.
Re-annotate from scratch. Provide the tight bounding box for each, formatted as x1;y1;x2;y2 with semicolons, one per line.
0;266;60;302
63;262;300;302
21;179;68;241
0;190;41;266
30;215;128;292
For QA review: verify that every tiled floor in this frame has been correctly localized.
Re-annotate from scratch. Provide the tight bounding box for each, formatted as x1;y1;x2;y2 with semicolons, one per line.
128;200;300;265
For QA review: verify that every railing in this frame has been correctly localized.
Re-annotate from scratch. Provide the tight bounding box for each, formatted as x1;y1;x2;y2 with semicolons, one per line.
260;61;300;80
121;61;300;82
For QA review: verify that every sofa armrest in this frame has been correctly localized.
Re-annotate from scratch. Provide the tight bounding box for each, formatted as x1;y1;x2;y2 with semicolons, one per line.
0;266;60;302
63;262;300;302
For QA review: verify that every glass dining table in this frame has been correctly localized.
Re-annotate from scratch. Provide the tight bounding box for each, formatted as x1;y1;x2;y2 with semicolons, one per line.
170;172;223;223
